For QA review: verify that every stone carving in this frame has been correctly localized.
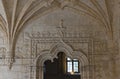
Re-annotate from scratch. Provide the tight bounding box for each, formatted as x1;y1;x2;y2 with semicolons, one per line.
0;47;7;65
0;47;6;59
56;19;66;38
13;23;118;79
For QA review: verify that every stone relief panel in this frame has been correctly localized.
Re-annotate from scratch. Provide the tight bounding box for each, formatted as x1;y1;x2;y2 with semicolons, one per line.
0;31;7;65
16;30;93;58
15;28;112;79
15;32;31;58
16;29;107;57
94;40;108;54
14;31;119;79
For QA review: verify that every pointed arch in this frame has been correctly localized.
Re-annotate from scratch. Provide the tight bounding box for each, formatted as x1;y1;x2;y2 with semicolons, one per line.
49;41;74;58
35;42;89;79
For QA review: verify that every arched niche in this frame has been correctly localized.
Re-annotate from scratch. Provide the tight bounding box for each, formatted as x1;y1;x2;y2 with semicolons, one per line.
34;42;89;79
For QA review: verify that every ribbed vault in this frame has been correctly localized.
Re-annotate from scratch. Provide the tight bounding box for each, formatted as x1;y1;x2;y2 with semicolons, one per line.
0;0;115;68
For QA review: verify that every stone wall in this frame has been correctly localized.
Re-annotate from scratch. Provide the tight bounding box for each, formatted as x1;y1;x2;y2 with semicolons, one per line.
0;1;120;79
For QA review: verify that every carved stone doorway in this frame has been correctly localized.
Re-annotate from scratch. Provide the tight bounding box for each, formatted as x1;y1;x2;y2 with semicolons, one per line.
35;42;89;79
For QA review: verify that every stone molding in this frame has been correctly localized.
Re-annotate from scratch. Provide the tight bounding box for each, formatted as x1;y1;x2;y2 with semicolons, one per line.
32;41;89;79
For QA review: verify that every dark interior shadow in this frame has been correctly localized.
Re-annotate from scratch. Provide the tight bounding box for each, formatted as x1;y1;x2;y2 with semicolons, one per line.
44;52;81;79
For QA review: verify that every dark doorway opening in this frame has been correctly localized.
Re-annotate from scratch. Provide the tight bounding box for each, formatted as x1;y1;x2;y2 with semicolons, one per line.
44;52;81;79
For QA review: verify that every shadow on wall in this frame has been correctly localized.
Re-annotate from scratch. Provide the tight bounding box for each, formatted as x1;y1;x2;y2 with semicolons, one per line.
44;52;81;79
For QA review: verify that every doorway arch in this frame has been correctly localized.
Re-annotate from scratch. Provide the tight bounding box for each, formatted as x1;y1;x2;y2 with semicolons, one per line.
35;42;89;79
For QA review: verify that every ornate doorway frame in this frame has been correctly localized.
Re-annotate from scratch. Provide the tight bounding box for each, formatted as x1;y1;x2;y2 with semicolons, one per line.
34;42;89;79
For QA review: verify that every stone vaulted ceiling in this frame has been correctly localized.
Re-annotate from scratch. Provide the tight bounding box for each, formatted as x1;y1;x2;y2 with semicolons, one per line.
0;0;115;68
